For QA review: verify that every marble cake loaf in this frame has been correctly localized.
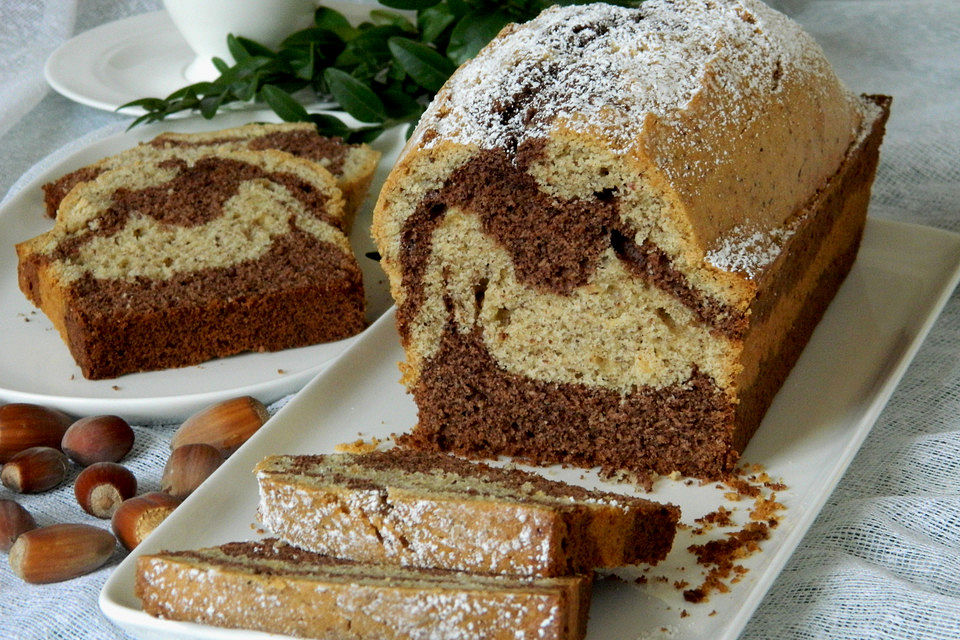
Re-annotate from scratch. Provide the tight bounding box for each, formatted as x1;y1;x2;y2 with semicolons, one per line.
255;450;679;577
17;147;365;379
42;122;381;230
137;538;592;640
372;0;891;479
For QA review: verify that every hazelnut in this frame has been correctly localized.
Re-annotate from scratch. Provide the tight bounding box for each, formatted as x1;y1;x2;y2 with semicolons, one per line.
75;462;138;519
9;523;116;583
0;403;72;463
112;492;181;551
0;499;38;552
161;444;224;500
1;446;70;493
171;396;269;456
61;415;134;466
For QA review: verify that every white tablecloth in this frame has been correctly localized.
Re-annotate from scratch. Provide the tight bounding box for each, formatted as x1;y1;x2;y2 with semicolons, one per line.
1;1;958;638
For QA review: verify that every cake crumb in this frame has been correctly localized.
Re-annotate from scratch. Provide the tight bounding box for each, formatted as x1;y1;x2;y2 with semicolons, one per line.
335;437;383;454
680;609;690;618
683;522;771;603
709;610;717;617
111;385;120;391
723;476;761;498
750;493;785;523
696;506;735;527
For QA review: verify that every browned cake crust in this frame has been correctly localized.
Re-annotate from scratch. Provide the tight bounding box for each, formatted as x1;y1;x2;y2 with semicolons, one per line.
397;97;890;479
18;149;366;379
256;450;679;576
136;538;592;640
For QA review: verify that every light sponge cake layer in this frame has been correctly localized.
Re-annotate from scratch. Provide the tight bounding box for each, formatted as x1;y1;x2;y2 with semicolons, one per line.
255;451;679;577
17;148;366;379
137;538;591;640
42;122;380;229
372;0;891;479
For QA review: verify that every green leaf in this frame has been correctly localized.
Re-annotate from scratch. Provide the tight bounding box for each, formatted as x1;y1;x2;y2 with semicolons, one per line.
370;9;417;33
388;37;454;92
117;97;166;112
447;11;511;65
380;86;422;119
126;112;163;129
280;44;316;80
235;36;277;58
377;0;441;10
348;126;386;144
309;113;353;138
445;0;470;19
199;94;224;119
314;7;357;40
349;25;404;60
418;4;456;43
323;68;387;123
211;57;231;74
259;84;310;121
226;34;251;61
281;27;341;50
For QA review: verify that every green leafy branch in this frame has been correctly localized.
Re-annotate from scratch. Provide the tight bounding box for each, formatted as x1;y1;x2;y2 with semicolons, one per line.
121;0;640;141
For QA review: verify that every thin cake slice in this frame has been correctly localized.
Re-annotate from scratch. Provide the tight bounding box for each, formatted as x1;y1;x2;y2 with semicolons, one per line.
17;147;365;379
255;450;679;577
137;538;592;640
43;122;381;230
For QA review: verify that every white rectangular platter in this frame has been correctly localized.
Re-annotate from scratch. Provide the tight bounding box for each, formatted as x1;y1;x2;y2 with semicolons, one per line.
100;218;960;640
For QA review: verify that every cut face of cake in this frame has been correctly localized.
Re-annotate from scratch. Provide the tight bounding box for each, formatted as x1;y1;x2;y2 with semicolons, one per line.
42;122;380;230
372;0;891;479
17;147;366;379
136;538;592;640
255;450;679;577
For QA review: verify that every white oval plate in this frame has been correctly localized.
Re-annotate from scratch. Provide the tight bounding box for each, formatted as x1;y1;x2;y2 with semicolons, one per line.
98;219;960;640
0;109;402;423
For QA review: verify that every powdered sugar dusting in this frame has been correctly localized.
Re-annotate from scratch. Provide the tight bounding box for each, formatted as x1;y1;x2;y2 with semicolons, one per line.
412;0;827;155
704;222;797;278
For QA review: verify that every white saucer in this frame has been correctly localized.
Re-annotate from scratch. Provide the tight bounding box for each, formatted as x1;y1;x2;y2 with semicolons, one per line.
44;11;199;115
43;2;371;115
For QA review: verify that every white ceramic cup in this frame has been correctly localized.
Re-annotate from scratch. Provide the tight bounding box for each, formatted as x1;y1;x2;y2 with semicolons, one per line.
163;0;317;82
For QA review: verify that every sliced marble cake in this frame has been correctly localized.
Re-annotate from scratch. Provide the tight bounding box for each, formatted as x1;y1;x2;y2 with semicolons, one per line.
18;147;365;379
255;450;680;577
137;538;592;640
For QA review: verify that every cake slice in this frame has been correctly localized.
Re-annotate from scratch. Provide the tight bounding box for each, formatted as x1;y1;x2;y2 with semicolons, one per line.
17;147;366;379
255;450;679;577
371;0;891;479
43;122;381;230
136;538;592;640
